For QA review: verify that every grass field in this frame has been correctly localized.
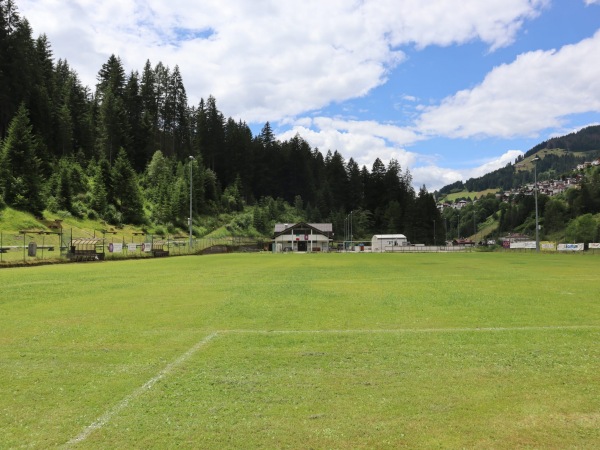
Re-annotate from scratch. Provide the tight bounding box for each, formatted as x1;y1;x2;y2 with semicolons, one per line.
1;252;599;448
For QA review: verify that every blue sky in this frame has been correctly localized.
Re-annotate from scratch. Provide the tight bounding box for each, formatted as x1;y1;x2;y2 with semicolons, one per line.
18;0;600;190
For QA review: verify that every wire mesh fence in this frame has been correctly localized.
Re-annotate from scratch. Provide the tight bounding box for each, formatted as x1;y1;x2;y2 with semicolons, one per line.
0;229;266;265
2;229;598;265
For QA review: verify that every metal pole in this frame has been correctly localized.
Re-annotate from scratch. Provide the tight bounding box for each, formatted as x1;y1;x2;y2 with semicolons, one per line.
189;155;194;251
433;219;436;246
350;211;353;247
344;217;347;243
533;155;540;252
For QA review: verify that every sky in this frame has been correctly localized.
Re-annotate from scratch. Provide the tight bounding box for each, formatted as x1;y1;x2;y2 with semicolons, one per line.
17;0;600;191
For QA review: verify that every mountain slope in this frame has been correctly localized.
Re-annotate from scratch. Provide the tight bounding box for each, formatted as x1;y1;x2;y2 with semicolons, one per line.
438;125;600;195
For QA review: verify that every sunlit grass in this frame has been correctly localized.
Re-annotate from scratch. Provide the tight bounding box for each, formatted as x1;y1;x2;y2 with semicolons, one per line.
1;253;599;448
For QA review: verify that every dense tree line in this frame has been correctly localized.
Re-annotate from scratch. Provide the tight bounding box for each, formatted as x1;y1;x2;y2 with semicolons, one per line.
527;125;600;155
0;2;443;241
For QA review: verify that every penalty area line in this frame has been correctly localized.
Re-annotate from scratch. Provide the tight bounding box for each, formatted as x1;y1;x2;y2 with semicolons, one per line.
63;332;219;448
225;325;600;334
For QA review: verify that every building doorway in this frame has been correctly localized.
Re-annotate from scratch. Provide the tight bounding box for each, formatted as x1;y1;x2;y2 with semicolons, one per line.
298;241;308;251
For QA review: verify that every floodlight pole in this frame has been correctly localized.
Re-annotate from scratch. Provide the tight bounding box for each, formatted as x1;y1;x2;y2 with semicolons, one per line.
189;156;194;250
350;210;353;247
344;216;348;243
532;155;540;252
433;219;436;246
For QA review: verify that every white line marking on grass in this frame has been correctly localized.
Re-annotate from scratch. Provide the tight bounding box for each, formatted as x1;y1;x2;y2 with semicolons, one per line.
226;325;600;334
64;325;599;446
64;332;219;448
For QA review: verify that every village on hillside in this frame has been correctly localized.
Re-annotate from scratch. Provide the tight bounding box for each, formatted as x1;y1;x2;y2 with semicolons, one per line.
438;157;600;211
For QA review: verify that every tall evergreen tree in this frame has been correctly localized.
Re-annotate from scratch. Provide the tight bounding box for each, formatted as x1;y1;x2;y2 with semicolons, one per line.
95;87;129;163
346;158;363;209
111;148;144;224
408;186;442;244
0;1;37;138
169;65;190;159
0;103;44;215
325;150;349;210
124;70;151;170
96;54;126;100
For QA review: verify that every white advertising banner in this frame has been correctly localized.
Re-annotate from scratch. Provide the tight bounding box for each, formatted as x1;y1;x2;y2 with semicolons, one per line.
127;243;138;252
108;242;123;253
541;242;556;251
510;241;536;249
589;243;600;249
557;243;584;251
142;242;152;252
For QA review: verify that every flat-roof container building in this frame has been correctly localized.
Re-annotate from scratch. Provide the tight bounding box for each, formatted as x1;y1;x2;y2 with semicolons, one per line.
371;234;407;252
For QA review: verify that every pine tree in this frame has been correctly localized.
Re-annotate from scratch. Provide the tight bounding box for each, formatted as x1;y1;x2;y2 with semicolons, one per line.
124;70;151;170
90;167;108;215
55;162;73;212
96;87;129;164
346;158;363;209
411;186;441;244
325;150;349;210
0;103;44;215
170;65;190;159
96;54;126;100
111;148;144;224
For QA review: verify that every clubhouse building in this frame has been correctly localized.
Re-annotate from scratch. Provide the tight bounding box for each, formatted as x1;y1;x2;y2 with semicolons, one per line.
272;222;333;252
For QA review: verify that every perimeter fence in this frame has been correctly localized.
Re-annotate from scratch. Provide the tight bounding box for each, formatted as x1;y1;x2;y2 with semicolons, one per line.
2;230;599;266
0;228;266;265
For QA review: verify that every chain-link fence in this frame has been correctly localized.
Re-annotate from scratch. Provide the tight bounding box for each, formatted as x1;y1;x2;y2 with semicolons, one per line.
0;229;266;265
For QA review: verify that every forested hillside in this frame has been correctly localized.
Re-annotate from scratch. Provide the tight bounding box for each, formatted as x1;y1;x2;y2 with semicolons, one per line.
437;125;600;244
0;1;444;242
438;125;600;195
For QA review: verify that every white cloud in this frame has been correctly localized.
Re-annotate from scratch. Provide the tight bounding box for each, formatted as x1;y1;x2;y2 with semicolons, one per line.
17;0;547;122
416;30;600;139
411;150;524;191
277;116;526;191
278;117;421;169
16;0;562;192
584;0;600;5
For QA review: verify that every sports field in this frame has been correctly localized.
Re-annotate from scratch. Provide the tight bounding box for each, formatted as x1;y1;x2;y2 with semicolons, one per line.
1;252;599;448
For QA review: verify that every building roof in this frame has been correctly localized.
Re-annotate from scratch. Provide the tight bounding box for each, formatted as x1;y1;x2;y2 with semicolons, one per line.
71;238;103;245
372;234;407;239
274;223;333;233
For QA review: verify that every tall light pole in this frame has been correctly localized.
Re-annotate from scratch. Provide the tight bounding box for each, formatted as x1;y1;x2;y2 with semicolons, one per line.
189;155;194;250
350;210;353;245
344;216;348;242
532;155;540;252
433;219;436;246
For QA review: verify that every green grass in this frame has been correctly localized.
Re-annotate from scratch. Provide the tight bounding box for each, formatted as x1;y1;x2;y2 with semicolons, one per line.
1;253;599;448
440;188;498;203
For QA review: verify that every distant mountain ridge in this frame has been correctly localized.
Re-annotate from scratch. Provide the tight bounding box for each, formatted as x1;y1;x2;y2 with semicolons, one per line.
525;125;600;156
438;125;600;195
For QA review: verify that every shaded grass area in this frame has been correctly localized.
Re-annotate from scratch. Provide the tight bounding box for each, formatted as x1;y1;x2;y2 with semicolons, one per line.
1;253;599;448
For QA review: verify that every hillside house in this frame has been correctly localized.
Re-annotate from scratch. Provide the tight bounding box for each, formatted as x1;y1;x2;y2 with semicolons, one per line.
273;222;333;252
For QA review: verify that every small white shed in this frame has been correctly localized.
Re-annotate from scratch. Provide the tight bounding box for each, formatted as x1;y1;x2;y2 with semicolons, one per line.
371;234;408;252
